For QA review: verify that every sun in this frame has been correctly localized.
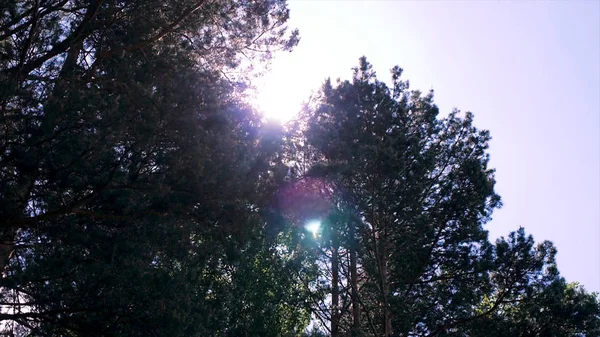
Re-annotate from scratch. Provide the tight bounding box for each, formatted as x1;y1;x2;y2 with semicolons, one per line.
305;220;321;237
254;84;298;122
251;66;307;123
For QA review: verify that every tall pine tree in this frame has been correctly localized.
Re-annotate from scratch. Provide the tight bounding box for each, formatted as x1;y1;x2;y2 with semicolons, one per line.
0;1;305;335
297;57;599;337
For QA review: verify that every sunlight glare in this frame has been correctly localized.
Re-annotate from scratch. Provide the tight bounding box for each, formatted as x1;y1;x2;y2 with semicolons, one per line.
251;54;310;123
254;83;298;122
305;220;321;237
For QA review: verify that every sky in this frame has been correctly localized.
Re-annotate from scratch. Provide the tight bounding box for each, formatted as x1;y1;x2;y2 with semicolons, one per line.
255;0;600;293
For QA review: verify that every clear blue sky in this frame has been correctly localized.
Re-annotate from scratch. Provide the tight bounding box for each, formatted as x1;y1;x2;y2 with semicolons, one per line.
256;0;600;292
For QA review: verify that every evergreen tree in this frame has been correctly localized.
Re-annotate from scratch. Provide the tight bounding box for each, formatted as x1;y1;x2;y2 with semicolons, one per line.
298;57;599;337
2;2;597;334
0;1;303;335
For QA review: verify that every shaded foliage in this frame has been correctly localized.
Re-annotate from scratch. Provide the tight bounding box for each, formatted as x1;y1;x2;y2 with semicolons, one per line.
294;57;599;337
0;0;304;336
0;2;597;335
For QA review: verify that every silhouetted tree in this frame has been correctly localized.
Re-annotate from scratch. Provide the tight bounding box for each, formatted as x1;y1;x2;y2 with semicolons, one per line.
297;57;599;337
0;0;304;335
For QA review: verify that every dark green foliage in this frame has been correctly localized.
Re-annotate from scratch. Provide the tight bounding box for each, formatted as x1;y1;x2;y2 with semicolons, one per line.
301;56;498;336
297;57;599;337
1;2;597;335
463;231;600;337
0;0;303;336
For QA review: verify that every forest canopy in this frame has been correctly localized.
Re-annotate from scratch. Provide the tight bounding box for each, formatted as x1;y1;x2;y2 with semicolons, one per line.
0;1;598;336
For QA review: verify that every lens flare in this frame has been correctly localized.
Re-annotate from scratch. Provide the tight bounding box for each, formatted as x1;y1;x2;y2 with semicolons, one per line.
305;220;321;237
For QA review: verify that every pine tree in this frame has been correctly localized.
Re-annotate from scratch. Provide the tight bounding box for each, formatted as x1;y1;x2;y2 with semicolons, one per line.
0;1;303;335
297;57;599;336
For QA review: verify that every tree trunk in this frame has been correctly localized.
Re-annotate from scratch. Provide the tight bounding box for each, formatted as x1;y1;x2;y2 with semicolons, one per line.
0;227;16;274
350;220;360;335
0;173;36;276
381;243;392;337
331;245;340;337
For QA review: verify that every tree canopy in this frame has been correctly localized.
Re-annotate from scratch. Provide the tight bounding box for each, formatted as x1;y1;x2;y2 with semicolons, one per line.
0;1;598;336
281;57;599;337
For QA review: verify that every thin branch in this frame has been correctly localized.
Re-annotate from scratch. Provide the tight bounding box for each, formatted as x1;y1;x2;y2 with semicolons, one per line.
2;0;105;78
96;0;208;59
